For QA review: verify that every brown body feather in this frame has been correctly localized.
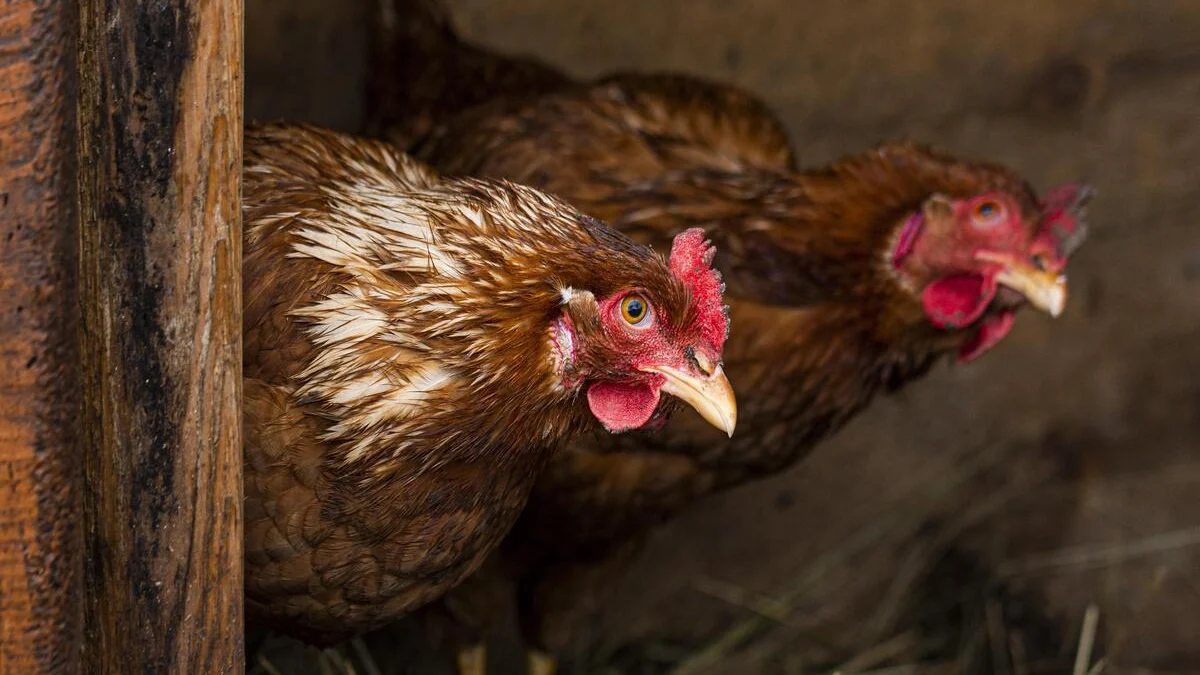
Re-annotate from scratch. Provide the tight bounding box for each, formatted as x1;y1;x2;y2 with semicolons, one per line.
365;2;1085;661
241;122;721;645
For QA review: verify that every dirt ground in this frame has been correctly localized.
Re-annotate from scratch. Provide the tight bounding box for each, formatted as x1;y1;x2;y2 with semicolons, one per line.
246;1;1200;672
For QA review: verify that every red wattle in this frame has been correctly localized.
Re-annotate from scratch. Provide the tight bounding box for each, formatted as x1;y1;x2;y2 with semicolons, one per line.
922;274;998;329
957;310;1016;364
586;381;661;433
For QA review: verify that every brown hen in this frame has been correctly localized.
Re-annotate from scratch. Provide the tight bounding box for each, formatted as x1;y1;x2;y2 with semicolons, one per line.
364;4;1092;674
241;122;736;650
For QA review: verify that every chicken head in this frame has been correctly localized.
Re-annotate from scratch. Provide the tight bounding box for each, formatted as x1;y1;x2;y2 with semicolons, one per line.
891;183;1093;363
552;228;736;436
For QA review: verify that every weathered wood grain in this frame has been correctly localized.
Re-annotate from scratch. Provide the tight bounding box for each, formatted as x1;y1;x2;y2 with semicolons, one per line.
0;0;83;673
77;0;244;672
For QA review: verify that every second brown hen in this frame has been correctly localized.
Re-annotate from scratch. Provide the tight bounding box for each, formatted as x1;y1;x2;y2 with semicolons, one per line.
365;4;1092;673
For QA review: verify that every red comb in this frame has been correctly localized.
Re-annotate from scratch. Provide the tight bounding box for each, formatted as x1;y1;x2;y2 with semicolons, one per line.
1036;183;1093;259
669;228;730;351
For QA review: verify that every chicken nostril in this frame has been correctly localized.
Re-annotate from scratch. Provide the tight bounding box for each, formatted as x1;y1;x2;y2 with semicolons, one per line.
1031;254;1048;271
687;346;716;376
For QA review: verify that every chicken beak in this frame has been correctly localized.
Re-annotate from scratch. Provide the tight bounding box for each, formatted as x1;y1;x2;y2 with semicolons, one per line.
639;363;737;437
976;251;1068;318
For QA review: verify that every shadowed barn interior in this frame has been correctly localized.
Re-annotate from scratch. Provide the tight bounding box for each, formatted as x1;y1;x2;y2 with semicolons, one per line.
245;1;1200;673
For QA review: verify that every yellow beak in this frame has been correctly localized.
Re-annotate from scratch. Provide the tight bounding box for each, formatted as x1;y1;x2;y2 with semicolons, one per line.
976;251;1068;317
639;363;737;437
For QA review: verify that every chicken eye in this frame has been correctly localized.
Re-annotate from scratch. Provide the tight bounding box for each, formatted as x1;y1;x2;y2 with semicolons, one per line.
620;294;652;327
972;200;1005;228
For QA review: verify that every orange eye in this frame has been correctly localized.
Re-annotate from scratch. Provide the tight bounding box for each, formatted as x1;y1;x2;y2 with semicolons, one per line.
972;199;1005;226
620;294;652;327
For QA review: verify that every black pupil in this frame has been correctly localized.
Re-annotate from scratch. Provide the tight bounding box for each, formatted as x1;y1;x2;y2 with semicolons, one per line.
979;203;996;217
626;298;644;320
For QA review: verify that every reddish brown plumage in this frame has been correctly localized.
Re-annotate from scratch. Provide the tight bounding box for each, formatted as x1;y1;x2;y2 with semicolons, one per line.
365;2;1091;662
241;122;733;647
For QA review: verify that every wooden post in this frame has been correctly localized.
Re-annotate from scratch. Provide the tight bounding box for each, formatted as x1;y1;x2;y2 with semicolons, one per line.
0;1;83;674
77;0;244;672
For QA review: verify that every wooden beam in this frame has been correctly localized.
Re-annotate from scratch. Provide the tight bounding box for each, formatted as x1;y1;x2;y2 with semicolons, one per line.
77;0;244;672
0;0;84;673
